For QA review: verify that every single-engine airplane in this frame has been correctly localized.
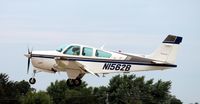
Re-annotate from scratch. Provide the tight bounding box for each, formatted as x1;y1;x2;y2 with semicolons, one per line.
25;35;182;87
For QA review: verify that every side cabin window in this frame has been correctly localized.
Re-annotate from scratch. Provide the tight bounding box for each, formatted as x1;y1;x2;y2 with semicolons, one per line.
82;47;93;56
64;45;80;55
95;50;112;58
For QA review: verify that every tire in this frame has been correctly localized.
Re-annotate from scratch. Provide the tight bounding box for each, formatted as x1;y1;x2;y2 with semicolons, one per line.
73;79;82;87
66;79;74;87
29;78;36;84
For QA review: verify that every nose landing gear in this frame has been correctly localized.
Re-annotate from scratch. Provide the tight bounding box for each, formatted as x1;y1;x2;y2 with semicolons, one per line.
29;70;37;85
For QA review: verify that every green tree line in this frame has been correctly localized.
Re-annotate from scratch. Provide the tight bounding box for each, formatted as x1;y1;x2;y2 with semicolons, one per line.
0;73;182;104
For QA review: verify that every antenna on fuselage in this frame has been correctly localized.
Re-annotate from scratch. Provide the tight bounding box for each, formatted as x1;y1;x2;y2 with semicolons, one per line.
100;45;104;50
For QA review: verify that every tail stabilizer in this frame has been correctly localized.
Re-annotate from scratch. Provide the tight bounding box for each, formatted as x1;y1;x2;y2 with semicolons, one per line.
148;35;182;64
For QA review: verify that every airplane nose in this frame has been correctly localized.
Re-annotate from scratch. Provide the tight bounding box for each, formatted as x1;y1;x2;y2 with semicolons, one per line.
31;58;57;71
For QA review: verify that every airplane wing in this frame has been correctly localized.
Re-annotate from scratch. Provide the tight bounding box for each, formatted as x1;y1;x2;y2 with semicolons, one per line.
54;58;100;78
80;64;100;77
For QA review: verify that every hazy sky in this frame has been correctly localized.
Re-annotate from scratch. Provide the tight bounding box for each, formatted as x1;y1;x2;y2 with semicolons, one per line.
0;0;200;103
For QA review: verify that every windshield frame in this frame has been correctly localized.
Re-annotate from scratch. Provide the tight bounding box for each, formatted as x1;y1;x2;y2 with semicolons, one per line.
56;44;68;52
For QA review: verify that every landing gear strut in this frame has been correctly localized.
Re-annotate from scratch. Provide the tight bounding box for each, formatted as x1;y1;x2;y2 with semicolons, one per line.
66;79;82;87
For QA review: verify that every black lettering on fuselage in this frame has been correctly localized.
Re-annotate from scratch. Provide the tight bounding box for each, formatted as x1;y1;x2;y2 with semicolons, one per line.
121;64;126;71
102;63;132;71
102;63;110;70
125;64;131;71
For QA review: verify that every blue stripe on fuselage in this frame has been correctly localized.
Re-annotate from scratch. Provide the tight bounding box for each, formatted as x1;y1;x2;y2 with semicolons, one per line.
31;54;177;67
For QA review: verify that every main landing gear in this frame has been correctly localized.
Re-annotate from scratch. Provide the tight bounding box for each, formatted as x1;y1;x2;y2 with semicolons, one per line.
66;79;82;87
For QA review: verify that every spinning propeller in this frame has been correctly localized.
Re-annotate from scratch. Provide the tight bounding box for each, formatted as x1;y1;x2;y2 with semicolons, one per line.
26;48;33;74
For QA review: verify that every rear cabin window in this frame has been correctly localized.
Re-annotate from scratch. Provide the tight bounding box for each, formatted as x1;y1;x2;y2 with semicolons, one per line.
95;50;112;58
64;45;80;55
82;47;93;56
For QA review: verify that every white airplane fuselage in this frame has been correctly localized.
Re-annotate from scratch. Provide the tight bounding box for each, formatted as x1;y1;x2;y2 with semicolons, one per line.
30;49;173;75
25;35;182;86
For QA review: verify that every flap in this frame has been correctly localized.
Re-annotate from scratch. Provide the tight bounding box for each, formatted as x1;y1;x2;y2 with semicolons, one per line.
77;61;100;77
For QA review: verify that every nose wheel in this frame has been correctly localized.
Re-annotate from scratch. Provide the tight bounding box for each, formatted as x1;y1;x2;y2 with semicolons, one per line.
29;77;36;84
66;79;82;87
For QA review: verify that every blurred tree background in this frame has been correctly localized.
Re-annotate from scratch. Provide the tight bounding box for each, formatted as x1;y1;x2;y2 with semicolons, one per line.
0;73;183;104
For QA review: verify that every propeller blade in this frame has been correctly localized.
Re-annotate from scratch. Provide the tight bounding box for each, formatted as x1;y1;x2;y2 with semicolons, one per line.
28;48;30;54
27;57;30;74
27;48;32;74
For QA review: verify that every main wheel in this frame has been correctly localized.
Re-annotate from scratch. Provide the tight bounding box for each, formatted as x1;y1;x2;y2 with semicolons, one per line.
73;79;82;87
66;79;74;87
29;78;36;84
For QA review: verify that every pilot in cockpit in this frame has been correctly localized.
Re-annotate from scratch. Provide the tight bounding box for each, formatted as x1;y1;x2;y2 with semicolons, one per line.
72;47;80;55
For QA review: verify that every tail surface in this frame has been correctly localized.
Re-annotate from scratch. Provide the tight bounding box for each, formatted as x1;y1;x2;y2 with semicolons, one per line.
148;35;183;64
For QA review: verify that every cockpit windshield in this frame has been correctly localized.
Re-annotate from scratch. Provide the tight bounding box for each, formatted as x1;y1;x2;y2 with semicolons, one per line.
56;44;68;52
63;45;80;55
